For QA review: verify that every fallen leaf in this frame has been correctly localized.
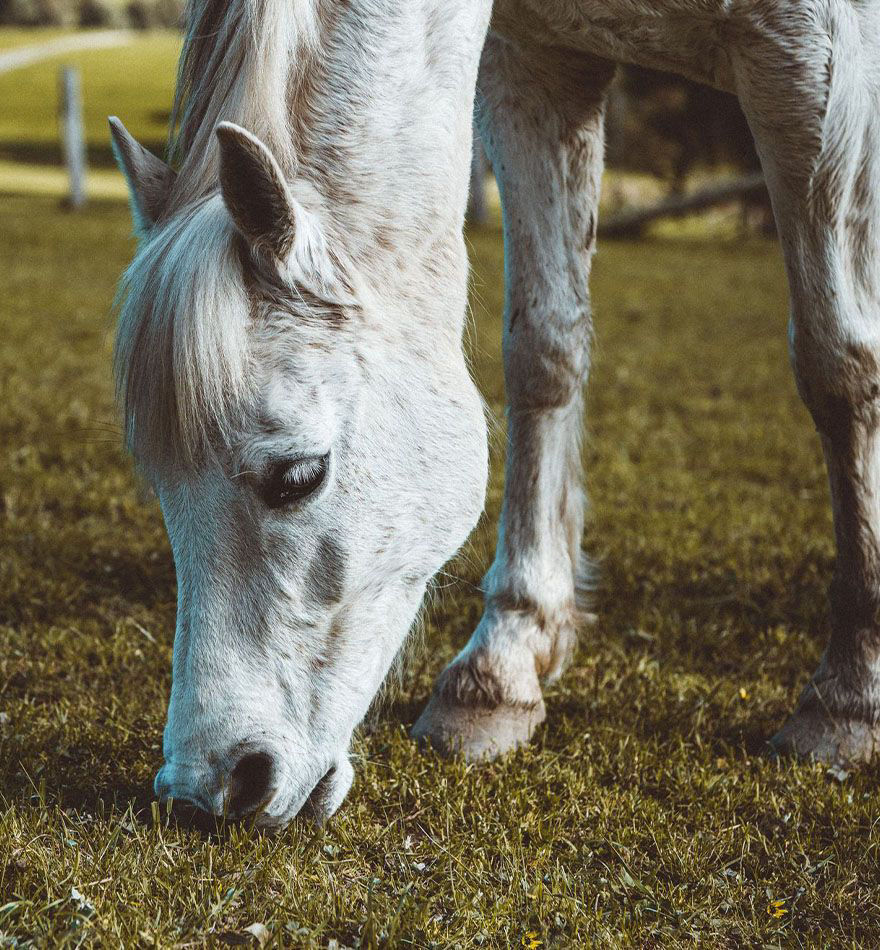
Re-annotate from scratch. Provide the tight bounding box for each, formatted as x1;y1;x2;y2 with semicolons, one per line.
244;923;270;946
70;887;95;918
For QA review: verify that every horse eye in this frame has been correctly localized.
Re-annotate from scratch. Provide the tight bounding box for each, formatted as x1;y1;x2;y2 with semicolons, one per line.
260;454;329;509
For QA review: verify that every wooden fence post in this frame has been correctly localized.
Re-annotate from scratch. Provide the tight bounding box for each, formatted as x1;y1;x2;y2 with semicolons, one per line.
59;66;87;209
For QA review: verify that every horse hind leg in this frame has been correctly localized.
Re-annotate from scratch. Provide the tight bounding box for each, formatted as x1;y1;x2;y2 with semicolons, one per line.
412;34;614;759
733;5;880;765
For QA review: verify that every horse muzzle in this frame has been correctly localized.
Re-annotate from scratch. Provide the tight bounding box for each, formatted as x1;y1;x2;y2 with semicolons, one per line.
153;743;354;829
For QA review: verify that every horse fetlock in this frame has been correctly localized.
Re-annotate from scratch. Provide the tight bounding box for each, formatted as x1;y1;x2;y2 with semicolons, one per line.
411;619;554;760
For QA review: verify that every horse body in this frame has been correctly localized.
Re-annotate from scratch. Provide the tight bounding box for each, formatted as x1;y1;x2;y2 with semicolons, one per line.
111;0;880;826
494;0;734;87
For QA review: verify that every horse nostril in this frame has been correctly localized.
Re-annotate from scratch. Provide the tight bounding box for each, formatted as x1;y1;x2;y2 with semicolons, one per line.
303;765;335;818
226;750;275;817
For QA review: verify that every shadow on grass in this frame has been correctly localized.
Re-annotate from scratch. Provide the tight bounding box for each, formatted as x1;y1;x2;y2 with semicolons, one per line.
0;535;175;628
1;749;155;820
0;139;168;169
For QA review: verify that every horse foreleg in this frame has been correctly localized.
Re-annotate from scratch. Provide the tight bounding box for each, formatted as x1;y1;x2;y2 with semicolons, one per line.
733;6;880;766
413;34;614;759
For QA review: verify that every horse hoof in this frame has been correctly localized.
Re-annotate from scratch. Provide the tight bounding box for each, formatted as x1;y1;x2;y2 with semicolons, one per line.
411;692;546;761
770;707;880;768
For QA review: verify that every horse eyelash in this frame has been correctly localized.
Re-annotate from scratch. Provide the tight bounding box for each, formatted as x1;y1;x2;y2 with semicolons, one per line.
284;457;325;484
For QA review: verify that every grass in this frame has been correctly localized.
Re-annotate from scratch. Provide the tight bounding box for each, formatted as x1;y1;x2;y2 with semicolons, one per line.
0;29;180;175
3;190;880;948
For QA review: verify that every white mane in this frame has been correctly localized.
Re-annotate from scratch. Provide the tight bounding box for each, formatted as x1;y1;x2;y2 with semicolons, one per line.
167;0;319;208
115;0;338;469
114;195;253;468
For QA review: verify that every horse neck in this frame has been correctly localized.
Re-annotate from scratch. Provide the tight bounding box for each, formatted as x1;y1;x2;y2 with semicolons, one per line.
294;0;491;324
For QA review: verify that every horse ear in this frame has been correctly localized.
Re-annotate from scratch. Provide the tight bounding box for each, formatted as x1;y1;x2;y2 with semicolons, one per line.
109;116;174;235
215;122;296;261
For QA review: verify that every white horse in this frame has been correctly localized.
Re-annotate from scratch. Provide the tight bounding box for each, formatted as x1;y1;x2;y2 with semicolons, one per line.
110;0;880;828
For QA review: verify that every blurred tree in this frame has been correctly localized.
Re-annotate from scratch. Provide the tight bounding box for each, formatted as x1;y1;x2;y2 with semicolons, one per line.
607;68;757;188
0;0;71;25
605;67;773;233
0;0;181;25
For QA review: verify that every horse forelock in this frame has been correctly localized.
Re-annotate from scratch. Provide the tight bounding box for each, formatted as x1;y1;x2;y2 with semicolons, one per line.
114;0;338;471
114;190;358;475
114;195;255;472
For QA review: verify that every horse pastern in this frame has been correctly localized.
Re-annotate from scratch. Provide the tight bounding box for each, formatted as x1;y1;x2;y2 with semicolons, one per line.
434;646;545;711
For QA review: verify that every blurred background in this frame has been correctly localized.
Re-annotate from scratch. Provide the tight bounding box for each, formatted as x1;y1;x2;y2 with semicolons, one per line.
0;9;775;233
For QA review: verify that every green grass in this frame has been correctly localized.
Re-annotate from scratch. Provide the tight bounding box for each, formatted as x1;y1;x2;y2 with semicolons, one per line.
0;30;180;170
3;189;880;948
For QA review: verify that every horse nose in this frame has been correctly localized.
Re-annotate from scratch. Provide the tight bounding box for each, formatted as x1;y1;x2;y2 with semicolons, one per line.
155;747;353;828
154;747;278;823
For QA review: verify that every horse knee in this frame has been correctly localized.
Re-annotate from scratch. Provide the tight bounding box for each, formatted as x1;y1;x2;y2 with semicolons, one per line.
791;324;880;443
504;315;590;411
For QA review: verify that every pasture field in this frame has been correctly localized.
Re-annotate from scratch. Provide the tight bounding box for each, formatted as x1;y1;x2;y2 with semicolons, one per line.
0;28;180;198
4;196;880;948
2;28;880;950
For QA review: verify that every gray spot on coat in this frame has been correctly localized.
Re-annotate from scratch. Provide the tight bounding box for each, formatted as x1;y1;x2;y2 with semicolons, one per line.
306;534;346;607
